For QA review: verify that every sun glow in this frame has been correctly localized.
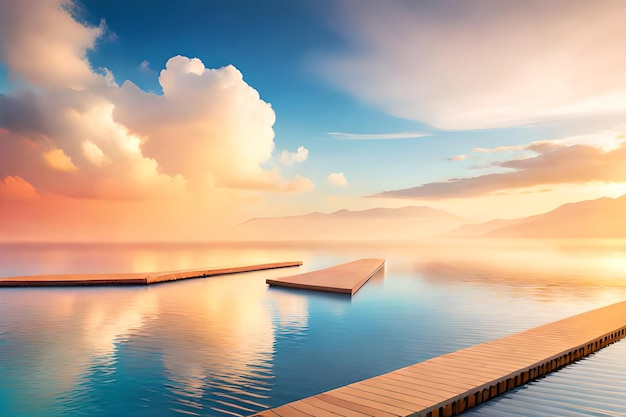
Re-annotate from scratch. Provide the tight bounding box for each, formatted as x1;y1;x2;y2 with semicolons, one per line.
603;182;626;198
597;252;626;280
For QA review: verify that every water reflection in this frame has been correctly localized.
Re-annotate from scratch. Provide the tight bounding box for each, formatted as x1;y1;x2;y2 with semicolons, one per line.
2;240;626;416
406;240;626;303
151;273;308;415
0;267;308;417
0;242;316;277
0;288;158;415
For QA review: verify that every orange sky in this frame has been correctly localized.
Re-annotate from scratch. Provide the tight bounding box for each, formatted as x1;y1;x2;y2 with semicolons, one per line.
2;0;626;242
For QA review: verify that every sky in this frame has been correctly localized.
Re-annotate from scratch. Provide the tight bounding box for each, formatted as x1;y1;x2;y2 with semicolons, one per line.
1;0;626;242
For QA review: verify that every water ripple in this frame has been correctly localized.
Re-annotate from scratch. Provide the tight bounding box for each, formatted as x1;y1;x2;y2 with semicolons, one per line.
462;339;626;416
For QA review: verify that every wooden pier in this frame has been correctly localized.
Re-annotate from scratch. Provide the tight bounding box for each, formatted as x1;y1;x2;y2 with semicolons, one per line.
0;261;302;287
252;300;626;417
266;258;385;295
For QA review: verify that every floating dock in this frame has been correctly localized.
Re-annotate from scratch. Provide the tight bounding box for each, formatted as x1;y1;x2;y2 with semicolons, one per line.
252;300;626;417
0;261;302;287
266;258;385;295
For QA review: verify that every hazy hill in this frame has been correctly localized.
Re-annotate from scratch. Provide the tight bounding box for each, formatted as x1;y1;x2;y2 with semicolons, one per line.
231;206;468;241
438;218;525;238
483;195;626;238
232;194;626;241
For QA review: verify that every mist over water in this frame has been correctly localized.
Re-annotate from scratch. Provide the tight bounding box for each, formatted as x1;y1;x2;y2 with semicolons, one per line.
1;240;626;416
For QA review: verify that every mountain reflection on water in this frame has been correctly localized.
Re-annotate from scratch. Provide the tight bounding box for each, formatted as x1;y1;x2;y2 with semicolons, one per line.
1;239;626;416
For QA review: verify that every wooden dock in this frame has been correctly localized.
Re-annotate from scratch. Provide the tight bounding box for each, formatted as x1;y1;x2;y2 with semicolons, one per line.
252;300;626;417
0;261;302;287
266;258;385;295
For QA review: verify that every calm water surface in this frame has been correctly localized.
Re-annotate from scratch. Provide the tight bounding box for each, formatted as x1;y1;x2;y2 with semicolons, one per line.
1;240;626;416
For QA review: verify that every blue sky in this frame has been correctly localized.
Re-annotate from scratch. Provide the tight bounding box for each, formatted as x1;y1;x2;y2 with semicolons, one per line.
1;0;626;241
76;0;551;199
77;0;453;193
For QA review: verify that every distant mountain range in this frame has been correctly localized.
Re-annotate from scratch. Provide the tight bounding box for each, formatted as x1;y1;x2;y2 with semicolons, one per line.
480;194;626;238
443;194;626;238
231;206;468;241
439;218;525;238
232;195;626;240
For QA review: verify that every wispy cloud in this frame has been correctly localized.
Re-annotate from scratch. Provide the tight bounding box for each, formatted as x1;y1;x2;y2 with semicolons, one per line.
324;0;626;129
328;131;430;140
473;145;526;153
374;138;626;199
473;131;626;155
138;60;151;72
447;155;466;161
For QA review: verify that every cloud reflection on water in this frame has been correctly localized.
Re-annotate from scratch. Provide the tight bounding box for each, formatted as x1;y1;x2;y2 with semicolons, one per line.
0;266;309;416
2;240;626;416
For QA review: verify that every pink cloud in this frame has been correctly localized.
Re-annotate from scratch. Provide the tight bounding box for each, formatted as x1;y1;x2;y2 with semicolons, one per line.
0;3;312;200
447;155;466;161
328;172;348;187
0;0;314;240
0;0;105;90
376;142;626;199
324;0;626;129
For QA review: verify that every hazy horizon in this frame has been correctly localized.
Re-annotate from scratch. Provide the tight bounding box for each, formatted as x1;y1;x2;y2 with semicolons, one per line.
2;0;626;241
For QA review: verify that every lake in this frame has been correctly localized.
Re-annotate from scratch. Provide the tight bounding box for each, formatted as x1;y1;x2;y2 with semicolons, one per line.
1;240;626;416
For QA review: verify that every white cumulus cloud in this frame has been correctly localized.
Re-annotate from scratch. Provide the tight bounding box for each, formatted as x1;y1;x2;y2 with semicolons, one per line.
327;172;348;187
279;146;309;165
0;1;312;201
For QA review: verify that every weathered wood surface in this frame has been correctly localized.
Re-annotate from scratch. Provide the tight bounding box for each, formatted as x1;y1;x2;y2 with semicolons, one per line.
266;258;385;295
252;301;626;417
0;261;303;287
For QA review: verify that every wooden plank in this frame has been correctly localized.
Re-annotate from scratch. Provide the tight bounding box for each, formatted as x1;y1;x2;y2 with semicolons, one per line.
249;410;281;417
417;356;512;376
288;400;343;416
383;372;468;397
0;272;148;286
399;365;492;389
146;261;303;284
365;375;452;402
254;300;626;417
301;397;371;417
358;377;448;403
348;382;435;408
316;393;398;417
272;404;313;417
326;389;414;416
0;261;302;287
266;258;385;295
